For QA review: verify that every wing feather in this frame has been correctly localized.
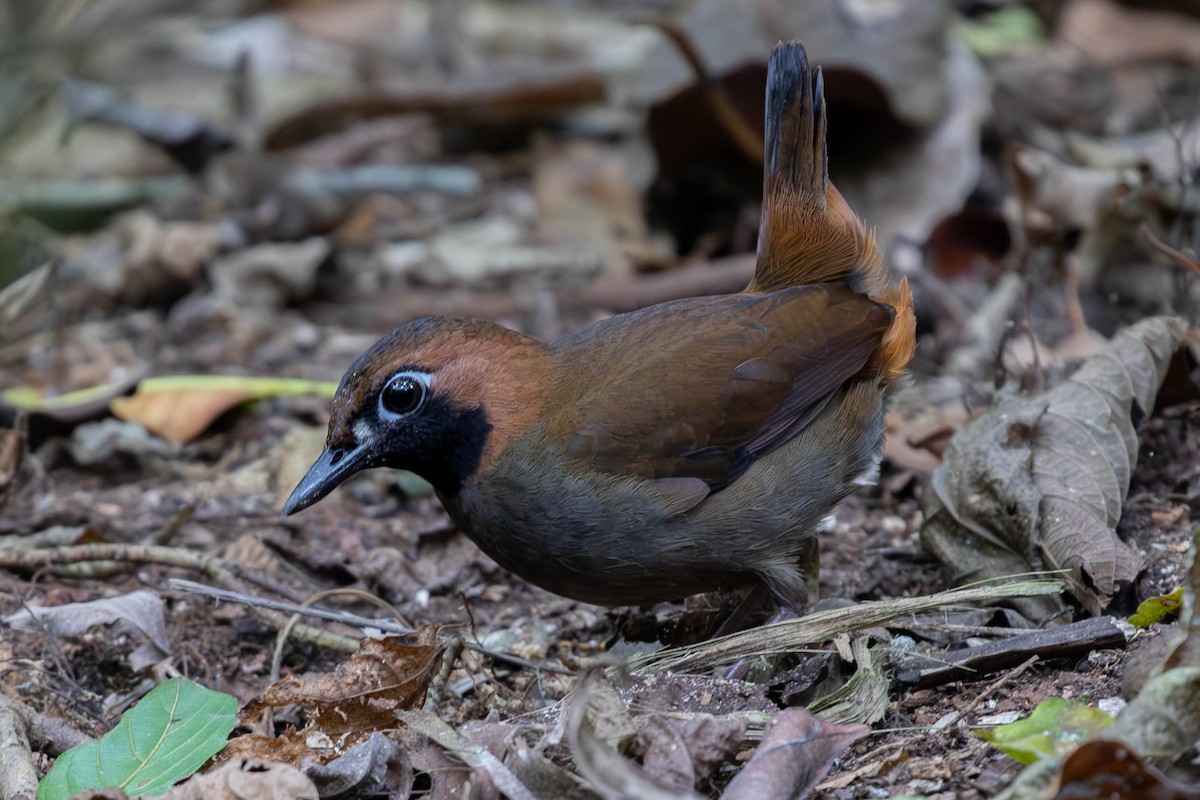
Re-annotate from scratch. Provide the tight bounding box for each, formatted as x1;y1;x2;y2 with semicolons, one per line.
547;286;891;490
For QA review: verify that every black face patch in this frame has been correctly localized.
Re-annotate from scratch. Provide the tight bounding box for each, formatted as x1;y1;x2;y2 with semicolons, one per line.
373;393;491;495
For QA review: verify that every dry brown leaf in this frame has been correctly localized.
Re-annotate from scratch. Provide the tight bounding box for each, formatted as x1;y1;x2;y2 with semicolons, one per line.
884;406;966;474
111;388;251;444
109;376;336;444
566;671;705;800
636;714;749;795
228;628;442;769
220;729;313;768
240;628;442;735
720;707;868;800
162;757;317;800
1046;738;1200;799
1058;0;1200;68
922;317;1185;617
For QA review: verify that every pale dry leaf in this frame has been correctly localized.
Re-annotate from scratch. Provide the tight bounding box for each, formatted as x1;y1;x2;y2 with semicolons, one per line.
1058;0;1200;68
720;707;868;800
162;757;317;800
922;317;1185;616
207;238;330;307
111;388;252;444
457;721;595;800
301;732;410;799
110;376;336;444
636;714;749;794
68;419;177;464
566;671;704;800
398;710;535;800
1008;144;1139;233
5;589;171;670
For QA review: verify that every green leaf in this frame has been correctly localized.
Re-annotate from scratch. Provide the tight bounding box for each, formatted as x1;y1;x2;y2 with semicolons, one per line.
38;678;237;799
956;7;1045;57
129;375;339;398
977;698;1114;764
3;374;338;413
1128;586;1184;628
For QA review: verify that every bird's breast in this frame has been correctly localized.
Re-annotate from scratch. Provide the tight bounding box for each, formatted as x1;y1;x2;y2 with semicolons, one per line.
435;382;885;606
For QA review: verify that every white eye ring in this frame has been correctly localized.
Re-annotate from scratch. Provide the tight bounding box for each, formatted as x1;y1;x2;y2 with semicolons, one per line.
379;370;431;418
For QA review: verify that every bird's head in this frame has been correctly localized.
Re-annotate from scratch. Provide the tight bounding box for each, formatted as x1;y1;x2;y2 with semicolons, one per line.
282;317;548;515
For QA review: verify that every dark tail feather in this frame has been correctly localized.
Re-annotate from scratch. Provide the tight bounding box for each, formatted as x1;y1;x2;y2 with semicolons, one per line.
752;41;867;292
762;43;826;205
751;42;915;383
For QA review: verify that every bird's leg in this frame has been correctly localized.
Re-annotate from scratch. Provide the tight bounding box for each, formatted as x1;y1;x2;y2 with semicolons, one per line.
712;582;771;639
714;534;820;638
720;536;819;680
797;534;819;617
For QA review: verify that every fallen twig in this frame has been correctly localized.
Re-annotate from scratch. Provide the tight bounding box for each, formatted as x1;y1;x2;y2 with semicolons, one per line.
894;616;1132;689
356;253;756;323
175;580;413;637
169;579;573;675
0;699;37;800
0;696;91;757
1142;223;1200;277
0;544;359;652
621;578;1066;675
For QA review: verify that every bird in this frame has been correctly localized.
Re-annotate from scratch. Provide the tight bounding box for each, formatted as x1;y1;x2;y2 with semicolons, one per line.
282;41;915;621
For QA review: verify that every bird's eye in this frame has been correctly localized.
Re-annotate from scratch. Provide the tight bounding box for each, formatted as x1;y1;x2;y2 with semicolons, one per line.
380;371;429;417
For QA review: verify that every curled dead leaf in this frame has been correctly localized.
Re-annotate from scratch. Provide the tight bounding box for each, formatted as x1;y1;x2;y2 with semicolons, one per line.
1048;738;1200;799
239;628;442;735
922;317;1185;617
228;628;442;769
109;375;337;444
720;707;868;800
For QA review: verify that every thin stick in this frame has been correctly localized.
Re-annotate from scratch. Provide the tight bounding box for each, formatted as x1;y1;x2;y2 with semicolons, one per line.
169;578;574;675
0;544;358;652
170;579;413;635
951;655;1040;728
640;17;764;166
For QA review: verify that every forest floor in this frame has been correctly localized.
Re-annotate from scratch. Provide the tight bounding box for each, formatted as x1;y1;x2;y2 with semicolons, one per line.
1;1;1199;798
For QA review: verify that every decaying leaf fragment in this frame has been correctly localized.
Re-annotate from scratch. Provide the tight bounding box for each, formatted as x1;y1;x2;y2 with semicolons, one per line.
1050;738;1200;800
721;707;868;800
110;375;337;444
566;671;702;800
240;629;441;733
5;589;171;671
922;316;1185;616
228;628;442;766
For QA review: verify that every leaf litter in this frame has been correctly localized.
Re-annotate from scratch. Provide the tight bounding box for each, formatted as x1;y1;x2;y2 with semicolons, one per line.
0;1;1199;798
